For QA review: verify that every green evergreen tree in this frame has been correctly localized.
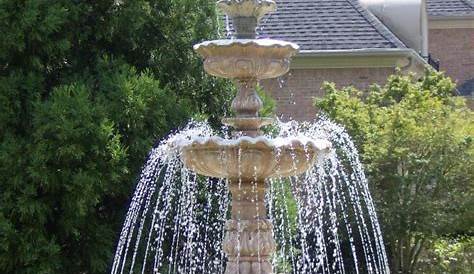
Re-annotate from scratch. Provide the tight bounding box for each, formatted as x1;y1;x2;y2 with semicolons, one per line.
0;0;231;273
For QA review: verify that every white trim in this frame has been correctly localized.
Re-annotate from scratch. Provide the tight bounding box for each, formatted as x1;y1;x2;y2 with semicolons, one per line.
429;17;474;29
291;48;427;69
299;48;418;56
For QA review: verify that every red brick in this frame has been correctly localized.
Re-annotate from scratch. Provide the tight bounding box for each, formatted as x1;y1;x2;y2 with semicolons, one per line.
429;28;474;91
261;68;394;121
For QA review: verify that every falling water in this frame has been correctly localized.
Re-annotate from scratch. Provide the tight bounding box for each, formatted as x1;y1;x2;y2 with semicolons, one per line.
225;15;233;39
111;117;390;274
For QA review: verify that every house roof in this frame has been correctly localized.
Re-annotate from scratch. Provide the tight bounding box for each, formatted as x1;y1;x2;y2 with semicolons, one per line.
427;0;474;17
256;0;407;52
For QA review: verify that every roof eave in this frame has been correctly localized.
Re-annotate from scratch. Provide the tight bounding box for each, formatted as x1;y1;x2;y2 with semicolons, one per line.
428;14;474;29
299;48;415;57
292;48;428;70
429;14;474;20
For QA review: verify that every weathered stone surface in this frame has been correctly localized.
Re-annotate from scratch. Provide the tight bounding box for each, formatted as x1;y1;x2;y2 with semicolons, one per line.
223;220;275;256
217;0;277;21
180;136;329;180
224;261;273;274
231;79;263;117
194;39;299;80
222;180;276;274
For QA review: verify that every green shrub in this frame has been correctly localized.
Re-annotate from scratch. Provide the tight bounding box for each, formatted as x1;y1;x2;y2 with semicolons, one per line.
316;70;474;273
417;237;474;274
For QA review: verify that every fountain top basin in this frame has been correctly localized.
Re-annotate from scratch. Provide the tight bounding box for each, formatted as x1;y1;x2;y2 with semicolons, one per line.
194;39;299;50
217;0;277;20
194;39;299;80
177;136;331;180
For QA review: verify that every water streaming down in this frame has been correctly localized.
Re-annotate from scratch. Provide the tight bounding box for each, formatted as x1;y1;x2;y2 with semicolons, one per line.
111;118;390;274
111;1;389;273
111;122;228;274
269;117;390;273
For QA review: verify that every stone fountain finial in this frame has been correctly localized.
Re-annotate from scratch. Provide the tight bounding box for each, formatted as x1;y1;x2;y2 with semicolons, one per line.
194;0;298;137
217;0;276;38
218;0;276;19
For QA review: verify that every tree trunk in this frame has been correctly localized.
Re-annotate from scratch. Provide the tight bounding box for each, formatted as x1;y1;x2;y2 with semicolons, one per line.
390;235;426;274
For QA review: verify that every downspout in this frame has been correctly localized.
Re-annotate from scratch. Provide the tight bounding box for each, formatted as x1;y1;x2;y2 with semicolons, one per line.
421;0;429;57
360;0;429;56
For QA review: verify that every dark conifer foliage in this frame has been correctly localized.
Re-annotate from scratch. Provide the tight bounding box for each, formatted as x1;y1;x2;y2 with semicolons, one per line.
0;1;231;273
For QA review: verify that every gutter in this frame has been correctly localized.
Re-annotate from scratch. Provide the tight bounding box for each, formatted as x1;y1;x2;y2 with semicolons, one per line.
429;15;474;21
295;48;428;68
428;14;474;29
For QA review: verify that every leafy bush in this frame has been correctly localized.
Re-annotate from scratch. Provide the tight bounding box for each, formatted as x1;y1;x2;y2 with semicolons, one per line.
417;237;474;273
316;70;474;273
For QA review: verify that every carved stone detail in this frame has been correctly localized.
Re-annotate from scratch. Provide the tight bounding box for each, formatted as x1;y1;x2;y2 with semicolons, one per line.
180;137;330;180
232;17;259;39
223;220;276;257
216;0;276;39
195;40;297;80
224;261;273;274
222;117;274;137
217;0;277;21
232;79;262;117
221;180;276;274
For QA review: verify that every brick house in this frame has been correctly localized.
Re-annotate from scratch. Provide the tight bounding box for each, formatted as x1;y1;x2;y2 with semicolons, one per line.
254;0;474;121
427;0;474;97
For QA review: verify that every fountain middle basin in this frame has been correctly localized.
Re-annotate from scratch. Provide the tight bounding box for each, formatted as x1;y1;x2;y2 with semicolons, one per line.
179;136;331;180
194;39;299;79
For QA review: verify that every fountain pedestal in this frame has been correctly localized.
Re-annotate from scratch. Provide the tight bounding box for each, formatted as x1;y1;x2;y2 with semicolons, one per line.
181;136;330;274
223;180;275;274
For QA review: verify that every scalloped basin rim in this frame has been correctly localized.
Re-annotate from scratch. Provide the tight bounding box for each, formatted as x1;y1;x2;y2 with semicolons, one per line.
177;136;332;179
175;136;332;151
193;39;300;51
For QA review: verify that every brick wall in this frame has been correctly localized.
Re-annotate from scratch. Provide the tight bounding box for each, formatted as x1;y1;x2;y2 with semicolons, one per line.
429;28;474;96
466;97;474;109
261;67;395;121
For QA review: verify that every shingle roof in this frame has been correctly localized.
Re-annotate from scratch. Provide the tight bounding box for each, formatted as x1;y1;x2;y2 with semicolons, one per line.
254;0;407;51
427;0;474;17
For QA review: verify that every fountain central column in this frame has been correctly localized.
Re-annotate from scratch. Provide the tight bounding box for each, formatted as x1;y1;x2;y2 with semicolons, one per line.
187;1;306;273
222;69;276;274
223;180;275;274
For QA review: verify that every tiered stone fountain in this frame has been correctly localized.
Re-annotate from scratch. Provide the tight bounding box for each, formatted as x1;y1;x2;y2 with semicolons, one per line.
180;1;331;273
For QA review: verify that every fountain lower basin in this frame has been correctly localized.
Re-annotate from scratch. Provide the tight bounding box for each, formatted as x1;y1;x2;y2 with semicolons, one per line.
178;136;331;180
194;39;299;79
